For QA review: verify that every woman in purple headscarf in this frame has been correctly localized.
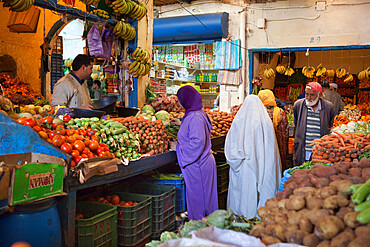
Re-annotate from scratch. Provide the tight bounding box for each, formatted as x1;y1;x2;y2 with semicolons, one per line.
170;85;218;220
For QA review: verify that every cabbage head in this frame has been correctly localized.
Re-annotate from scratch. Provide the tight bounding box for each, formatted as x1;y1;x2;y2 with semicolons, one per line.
142;105;155;114
155;110;170;121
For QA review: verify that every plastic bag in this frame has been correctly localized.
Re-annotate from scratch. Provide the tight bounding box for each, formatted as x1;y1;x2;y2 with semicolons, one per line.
101;28;114;60
87;24;104;58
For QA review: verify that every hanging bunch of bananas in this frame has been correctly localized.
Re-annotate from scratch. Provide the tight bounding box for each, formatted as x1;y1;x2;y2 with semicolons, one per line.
343;73;354;83
128;47;151;77
80;0;99;6
276;66;286;74
113;21;136;40
91;9;110;19
2;0;34;12
358;68;370;81
335;67;346;78
128;0;147;20
285;67;294;76
264;68;275;79
302;66;315;78
110;0;129;15
315;64;327;77
326;69;335;78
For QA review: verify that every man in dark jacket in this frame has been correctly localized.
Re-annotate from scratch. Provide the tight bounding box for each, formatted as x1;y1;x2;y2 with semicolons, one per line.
293;82;335;166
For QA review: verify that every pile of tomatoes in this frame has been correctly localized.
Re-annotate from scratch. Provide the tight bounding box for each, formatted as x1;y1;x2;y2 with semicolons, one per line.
85;195;138;207
17;116;115;167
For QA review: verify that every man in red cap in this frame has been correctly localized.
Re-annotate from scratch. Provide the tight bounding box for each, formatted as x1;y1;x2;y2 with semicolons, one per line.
293;82;335;166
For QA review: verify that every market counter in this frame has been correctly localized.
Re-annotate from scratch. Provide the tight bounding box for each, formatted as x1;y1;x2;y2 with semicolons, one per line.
62;151;177;247
211;135;226;150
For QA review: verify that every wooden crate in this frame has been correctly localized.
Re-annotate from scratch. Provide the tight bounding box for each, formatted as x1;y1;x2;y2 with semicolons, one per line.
7;6;41;33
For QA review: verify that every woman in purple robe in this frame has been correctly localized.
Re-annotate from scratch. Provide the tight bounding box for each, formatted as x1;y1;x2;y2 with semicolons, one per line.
171;85;218;220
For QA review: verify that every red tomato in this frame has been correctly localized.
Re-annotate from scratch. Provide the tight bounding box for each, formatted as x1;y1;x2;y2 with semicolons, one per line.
79;129;86;136
73;140;85;152
84;138;91;147
86;128;95;136
81;154;88;159
74;156;82;164
89;141;99;152
67;135;76;144
60;135;66;144
49;131;57;139
51;135;63;147
132;202;138;206
74;134;84;140
65;129;73;136
24;118;36;127
82;147;90;155
104;147;110;152
123;202;130;207
55;127;65;136
70;160;76;168
60;143;73;154
71;150;80;158
90;135;99;142
42;116;53;124
98;152;106;157
126;201;133;206
99;143;108;148
33;126;41;132
38;131;48;139
105;151;112;157
62;115;71;122
96;147;105;154
17;117;27;125
87;152;94;159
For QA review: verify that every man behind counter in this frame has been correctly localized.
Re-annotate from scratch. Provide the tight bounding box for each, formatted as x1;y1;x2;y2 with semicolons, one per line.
51;54;94;109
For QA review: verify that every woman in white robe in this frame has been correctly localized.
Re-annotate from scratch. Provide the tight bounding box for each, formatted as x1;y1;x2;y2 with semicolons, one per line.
225;95;281;218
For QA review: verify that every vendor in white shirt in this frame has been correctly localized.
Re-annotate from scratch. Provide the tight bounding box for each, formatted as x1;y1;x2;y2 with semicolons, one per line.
51;54;93;109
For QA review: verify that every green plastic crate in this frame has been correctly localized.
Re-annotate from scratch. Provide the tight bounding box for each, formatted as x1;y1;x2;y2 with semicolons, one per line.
114;192;152;246
126;184;176;233
76;201;117;247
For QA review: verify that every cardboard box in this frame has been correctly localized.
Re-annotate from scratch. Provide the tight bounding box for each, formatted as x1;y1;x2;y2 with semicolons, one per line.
0;153;66;202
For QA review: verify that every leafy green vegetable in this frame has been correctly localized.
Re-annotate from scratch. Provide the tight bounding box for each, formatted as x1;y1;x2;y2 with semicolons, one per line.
360;151;370;160
288;161;330;175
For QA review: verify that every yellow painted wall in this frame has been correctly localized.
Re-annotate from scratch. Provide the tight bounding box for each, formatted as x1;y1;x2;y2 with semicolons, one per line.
0;2;86;94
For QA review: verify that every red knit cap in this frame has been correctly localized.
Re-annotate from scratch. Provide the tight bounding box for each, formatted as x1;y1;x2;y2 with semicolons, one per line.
306;82;322;93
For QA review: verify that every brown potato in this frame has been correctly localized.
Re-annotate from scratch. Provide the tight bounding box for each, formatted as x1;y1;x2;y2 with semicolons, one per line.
257;206;270;218
314;216;345;240
329;180;353;193
318;186;337;199
348;237;370;247
354;226;370;238
274;212;288;225
336;207;354;220
306;209;331;225
317;240;330;247
323;195;349;210
299;216;313;233
330;231;355;247
285;224;299;232
249;223;266;238
303;233;320;247
265;198;278;208
263;215;276;225
261;236;281;245
344;212;360;228
343;227;354;234
306;195;323;210
286;195;306;211
288;211;303;225
265;224;286;241
277;198;288;209
294;187;317;197
285;230;308;245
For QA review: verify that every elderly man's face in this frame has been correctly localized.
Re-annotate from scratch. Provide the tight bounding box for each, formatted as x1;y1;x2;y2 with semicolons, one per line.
305;88;319;101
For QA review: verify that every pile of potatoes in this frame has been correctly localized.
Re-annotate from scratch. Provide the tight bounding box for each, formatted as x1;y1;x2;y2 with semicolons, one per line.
277;159;370;200
251;178;370;246
204;109;234;138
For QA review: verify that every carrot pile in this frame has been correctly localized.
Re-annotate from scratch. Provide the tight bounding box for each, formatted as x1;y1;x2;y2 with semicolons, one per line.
311;132;370;164
116;117;169;155
333;115;350;127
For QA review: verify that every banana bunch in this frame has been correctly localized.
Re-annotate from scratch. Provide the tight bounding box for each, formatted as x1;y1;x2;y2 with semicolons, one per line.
302;66;316;78
2;0;34;12
128;0;147;20
129;47;151;77
326;69;335;78
264;68;275;79
80;0;99;6
285;67;294;76
276;66;286;74
358;67;370;81
336;67;346;78
288;87;301;101
113;21;136;40
110;0;129;15
343;74;354;83
91;9;110;19
315;64;327;77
